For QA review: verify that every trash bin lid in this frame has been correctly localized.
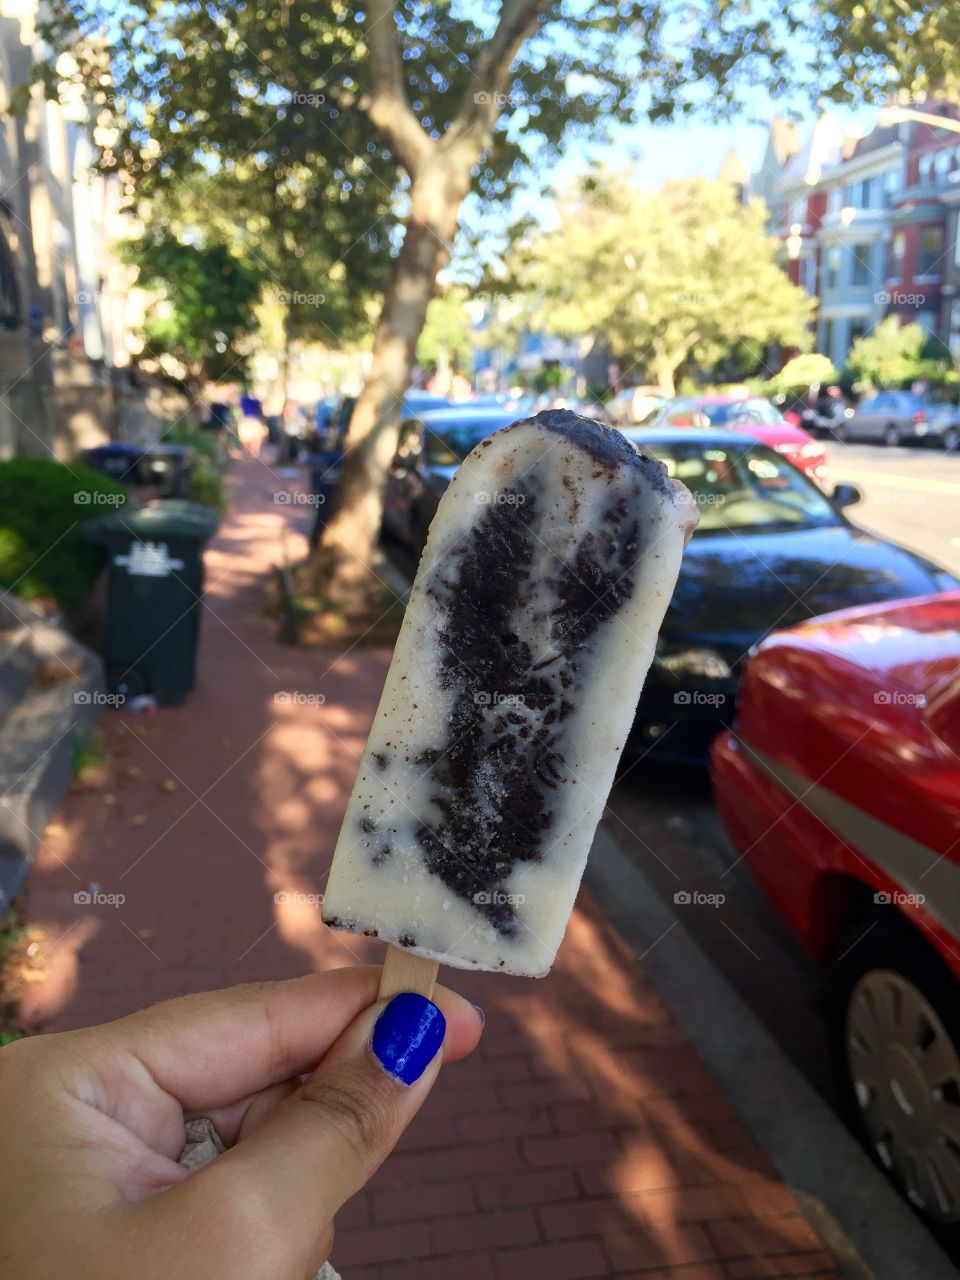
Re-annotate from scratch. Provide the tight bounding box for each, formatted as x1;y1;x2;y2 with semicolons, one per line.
82;499;220;543
81;442;142;459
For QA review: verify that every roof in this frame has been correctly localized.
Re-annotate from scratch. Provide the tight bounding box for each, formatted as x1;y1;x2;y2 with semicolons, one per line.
417;407;521;430
620;425;769;448
717;147;750;187
849;121;901;159
770;118;800;165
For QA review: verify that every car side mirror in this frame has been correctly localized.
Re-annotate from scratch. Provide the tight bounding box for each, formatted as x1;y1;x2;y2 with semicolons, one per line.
832;482;862;509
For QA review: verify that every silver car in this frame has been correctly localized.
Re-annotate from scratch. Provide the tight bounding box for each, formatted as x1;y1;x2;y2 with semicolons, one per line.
841;390;960;450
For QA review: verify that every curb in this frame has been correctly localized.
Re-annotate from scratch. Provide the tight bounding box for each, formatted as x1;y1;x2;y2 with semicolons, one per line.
586;821;956;1280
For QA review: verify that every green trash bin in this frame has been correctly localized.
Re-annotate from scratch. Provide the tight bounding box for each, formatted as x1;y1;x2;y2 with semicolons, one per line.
84;500;220;706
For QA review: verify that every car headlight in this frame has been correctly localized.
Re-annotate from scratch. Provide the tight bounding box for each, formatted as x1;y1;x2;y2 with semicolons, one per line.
657;648;733;680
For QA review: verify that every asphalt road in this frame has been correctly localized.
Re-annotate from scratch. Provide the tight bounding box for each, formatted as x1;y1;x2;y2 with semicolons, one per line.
828;438;960;577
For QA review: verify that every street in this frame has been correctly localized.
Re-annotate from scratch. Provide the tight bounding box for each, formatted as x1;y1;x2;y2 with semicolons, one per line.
829;440;960;578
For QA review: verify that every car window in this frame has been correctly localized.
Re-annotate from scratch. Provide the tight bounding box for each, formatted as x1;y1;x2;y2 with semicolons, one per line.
643;442;840;534
393;418;422;466
423;431;461;466
424;420;509;464
700;398;781;426
871;393;893;409
858;395;878;411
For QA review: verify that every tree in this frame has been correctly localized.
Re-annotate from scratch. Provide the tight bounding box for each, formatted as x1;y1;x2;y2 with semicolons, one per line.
120;232;264;387
510;174;813;396
417;286;474;377
844;317;946;389
768;353;840;390
35;0;960;609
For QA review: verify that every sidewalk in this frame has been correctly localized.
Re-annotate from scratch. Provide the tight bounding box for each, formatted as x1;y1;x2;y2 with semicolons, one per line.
18;457;841;1280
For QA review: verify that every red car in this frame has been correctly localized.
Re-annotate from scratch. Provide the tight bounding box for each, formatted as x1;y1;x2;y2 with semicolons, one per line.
711;593;960;1241
661;395;828;486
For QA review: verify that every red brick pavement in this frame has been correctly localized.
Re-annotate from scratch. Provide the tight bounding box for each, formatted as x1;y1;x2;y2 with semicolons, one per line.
17;457;841;1279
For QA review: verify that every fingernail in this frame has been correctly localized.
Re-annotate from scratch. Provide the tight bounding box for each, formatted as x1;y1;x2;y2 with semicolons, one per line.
372;992;446;1085
470;1002;486;1031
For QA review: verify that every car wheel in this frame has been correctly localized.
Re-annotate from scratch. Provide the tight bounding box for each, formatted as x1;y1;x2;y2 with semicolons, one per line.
883;424;900;447
943;427;959;453
825;918;960;1245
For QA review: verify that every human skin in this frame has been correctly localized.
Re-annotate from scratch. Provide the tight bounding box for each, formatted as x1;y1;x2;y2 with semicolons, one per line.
0;967;483;1279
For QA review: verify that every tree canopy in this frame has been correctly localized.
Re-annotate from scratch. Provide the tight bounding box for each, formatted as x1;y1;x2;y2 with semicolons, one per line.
119;231;264;384
844;316;947;389
508;173;814;394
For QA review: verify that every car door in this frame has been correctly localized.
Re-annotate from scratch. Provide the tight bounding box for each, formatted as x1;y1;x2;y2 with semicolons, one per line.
852;393;886;440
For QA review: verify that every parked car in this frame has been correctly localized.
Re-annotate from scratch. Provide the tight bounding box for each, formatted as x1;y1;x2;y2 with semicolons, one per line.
710;593;960;1242
840;391;960;450
618;427;958;763
381;407;519;549
607;385;665;426
654;395;828;484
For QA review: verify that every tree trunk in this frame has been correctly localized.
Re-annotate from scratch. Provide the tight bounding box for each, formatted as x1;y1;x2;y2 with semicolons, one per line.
312;163;468;609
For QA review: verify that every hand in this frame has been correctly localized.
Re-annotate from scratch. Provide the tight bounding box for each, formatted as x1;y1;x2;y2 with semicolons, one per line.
0;967;483;1279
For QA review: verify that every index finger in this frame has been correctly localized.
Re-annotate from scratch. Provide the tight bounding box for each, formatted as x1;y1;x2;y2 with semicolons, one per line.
80;966;482;1110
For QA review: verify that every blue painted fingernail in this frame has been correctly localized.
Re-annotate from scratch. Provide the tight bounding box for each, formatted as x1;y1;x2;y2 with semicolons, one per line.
372;993;446;1085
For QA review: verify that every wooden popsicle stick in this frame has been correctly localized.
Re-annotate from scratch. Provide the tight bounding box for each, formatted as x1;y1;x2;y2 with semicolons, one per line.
378;943;439;1000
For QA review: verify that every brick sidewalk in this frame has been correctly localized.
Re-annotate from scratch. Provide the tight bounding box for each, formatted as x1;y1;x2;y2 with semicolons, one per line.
18;457;840;1280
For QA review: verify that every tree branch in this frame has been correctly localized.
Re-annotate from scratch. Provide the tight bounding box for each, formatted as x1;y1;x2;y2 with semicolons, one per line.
449;0;551;148
360;0;435;176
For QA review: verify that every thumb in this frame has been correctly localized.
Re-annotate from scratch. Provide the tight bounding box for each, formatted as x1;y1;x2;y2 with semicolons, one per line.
159;992;447;1275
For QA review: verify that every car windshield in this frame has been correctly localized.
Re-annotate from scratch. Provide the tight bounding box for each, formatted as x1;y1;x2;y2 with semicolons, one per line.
644;441;841;534
699;398;782;426
424;421;503;465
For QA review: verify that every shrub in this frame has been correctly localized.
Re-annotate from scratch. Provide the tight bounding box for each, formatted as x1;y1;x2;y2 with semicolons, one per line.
160;423;228;508
0;459;127;607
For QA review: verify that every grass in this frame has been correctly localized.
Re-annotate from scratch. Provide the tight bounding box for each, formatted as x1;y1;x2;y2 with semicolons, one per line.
71;727;108;778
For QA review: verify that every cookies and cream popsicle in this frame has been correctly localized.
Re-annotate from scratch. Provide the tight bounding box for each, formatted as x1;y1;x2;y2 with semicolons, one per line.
322;410;698;977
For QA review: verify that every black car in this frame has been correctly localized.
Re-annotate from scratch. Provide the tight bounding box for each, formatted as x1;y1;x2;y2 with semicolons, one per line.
622;427;958;763
381;407;520;549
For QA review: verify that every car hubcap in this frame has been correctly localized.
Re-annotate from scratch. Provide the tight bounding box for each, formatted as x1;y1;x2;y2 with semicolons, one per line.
847;970;960;1223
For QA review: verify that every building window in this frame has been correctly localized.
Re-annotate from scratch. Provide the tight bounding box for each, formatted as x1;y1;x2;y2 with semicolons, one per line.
919;153;934;183
950;300;960;358
917;226;944;277
851;244;872;286
935;149;952;181
821;320;834;359
884;169;899;203
887;231;905;280
849;320;867;347
825;247;842;291
827;186;843;215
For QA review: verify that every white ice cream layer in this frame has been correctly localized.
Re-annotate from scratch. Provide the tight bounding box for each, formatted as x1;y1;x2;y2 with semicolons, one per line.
322;413;697;977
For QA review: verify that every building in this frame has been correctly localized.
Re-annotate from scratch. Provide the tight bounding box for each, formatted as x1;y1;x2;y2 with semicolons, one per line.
0;0;182;459
758;101;960;370
815;122;902;366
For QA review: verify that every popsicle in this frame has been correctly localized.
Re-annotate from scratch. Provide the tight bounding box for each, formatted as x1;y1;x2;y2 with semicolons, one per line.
322;409;698;981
